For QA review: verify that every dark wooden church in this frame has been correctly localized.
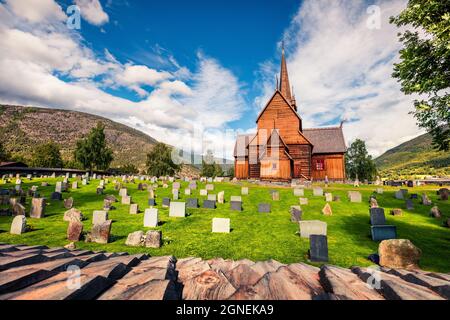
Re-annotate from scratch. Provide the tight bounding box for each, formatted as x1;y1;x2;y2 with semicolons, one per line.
234;48;347;181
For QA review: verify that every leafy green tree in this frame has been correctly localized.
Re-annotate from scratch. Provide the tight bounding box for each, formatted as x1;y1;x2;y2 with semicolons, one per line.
345;139;378;181
32;142;63;168
226;166;235;178
0;142;9;162
201;150;223;177
74;123;113;172
146;142;180;176
390;0;450;151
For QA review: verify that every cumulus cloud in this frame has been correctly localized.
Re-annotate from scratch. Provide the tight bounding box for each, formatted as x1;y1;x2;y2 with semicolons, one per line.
0;0;245;160
75;0;109;26
4;0;66;23
255;0;422;157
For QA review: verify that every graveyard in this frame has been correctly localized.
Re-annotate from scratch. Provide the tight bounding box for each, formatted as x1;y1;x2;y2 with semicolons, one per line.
0;176;449;273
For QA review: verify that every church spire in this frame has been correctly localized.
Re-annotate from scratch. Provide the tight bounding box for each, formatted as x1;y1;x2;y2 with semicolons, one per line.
279;42;292;102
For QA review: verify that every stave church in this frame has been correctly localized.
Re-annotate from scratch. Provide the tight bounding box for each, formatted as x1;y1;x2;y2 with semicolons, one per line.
234;47;347;182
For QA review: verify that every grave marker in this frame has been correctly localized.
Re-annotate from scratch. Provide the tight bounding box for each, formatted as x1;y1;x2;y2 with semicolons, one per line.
212;218;230;233
299;220;327;238
309;235;328;262
258;203;271;213
144;208;158;227
371;225;397;241
370;208;386;225
169;202;186;217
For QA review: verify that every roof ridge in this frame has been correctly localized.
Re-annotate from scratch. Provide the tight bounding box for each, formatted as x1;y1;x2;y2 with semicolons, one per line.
304;126;342;131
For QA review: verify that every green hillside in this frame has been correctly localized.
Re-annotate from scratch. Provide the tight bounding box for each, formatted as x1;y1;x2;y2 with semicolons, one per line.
375;132;450;179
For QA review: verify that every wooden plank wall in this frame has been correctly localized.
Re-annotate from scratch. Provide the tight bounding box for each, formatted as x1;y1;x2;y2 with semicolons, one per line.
260;159;291;180
311;154;345;180
235;160;248;179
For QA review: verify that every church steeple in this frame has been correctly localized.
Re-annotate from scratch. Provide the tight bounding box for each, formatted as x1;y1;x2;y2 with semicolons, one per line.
278;42;297;111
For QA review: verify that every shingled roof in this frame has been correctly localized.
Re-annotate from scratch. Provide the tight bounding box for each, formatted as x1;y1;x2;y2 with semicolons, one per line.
303;126;347;154
233;134;255;158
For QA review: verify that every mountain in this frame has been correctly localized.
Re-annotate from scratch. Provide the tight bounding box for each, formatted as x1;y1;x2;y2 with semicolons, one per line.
0;104;199;175
375;132;450;178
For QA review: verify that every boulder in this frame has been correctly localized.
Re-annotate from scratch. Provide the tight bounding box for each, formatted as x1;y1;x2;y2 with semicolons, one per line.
63;208;84;222
429;206;441;218
379;239;421;270
86;220;112;244
67;221;83;241
144;230;162;248
125;231;144;247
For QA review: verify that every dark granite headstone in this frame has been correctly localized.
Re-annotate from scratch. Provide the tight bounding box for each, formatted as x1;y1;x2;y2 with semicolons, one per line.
51;192;62;201
96;188;103;195
148;198;156;206
290;207;302;222
162;197;171;208
370;208;386;226
309;235;328;262
407;180;414;188
203;200;216;209
410;194;418;199
230;201;242;211
138;183;143;191
405;199;414;210
371;225;397;241
187;198;198;208
258;203;271;213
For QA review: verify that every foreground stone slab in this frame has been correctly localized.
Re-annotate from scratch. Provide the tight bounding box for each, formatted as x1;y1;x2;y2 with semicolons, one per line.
86;220;112;244
182;269;236;300
319;265;384;300
10;216;27;235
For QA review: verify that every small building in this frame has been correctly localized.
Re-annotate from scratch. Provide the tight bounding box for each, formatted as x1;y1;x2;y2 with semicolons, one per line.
234;47;347;181
0;162;28;168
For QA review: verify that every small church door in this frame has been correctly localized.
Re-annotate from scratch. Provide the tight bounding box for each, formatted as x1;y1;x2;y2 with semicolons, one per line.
293;162;301;179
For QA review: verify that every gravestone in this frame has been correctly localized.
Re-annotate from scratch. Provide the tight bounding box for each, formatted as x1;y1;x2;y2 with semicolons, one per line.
92;210;108;225
258;203;271;213
241;187;249;195
400;189;408;197
218;191;225;204
203;200;216;209
371;225;397;241
144;230;162;248
299;220;327;238
30;198;45;219
87;220;112;244
395;190;404;200
370;208;386;225
421;194;432;206
67;221;83;241
294;188;304;197
72;182;78;189
322;203;332;216
410;194;418;199
430;206;441;219
376;188;384;194
82;179;88;186
272;191;280;201
173;182;181;190
186;198;198;208
137;183;143;191
438;188;449;201
313;187;323;196
207;194;217;201
185;188;191;196
64;208;83;222
55;182;62;193
189;182;197;190
122;195;131;205
169;202;186;217
148;189;155;199
309;235;328;262
148;198;156;206
51;192;62;201
290;206;302;222
129;204;139;215
325;193;333;202
41;182;49;187
333;195;341;202
172;189;179;200
125;231;144;247
405;199;414;210
96;187;104;195
349;191;362;203
212;218;230;233
144;208;159;227
119;188;128;197
12;203;26;216
200;189;208;196
10;215;27;235
230;201;242;211
299;198;309;205
162;197;171;208
206;184;214;191
390;208;403;216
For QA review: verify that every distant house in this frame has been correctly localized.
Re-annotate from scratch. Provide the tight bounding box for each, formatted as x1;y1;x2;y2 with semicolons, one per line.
0;162;28;168
234;47;347;181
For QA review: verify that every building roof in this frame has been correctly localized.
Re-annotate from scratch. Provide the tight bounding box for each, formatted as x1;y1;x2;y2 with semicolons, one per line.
233;134;255;158
0;162;28;168
303;126;347;154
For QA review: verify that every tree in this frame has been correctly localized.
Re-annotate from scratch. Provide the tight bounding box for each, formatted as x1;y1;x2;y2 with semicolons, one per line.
201;150;223;177
74;123;113;172
0;142;9;162
390;0;450;151
32;142;63;168
146;142;180;176
345;139;378;181
120;164;139;175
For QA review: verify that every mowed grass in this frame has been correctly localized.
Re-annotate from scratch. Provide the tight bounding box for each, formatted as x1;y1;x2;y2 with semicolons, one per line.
0;178;449;272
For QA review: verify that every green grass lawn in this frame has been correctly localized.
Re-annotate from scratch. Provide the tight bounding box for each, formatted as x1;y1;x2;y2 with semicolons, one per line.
0;178;449;272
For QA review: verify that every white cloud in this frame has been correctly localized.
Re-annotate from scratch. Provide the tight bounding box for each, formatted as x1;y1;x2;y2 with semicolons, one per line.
5;0;66;23
0;0;245;159
75;0;109;26
255;0;422;157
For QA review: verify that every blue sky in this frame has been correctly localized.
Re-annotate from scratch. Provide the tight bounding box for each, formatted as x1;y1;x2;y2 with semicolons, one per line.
0;0;423;159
